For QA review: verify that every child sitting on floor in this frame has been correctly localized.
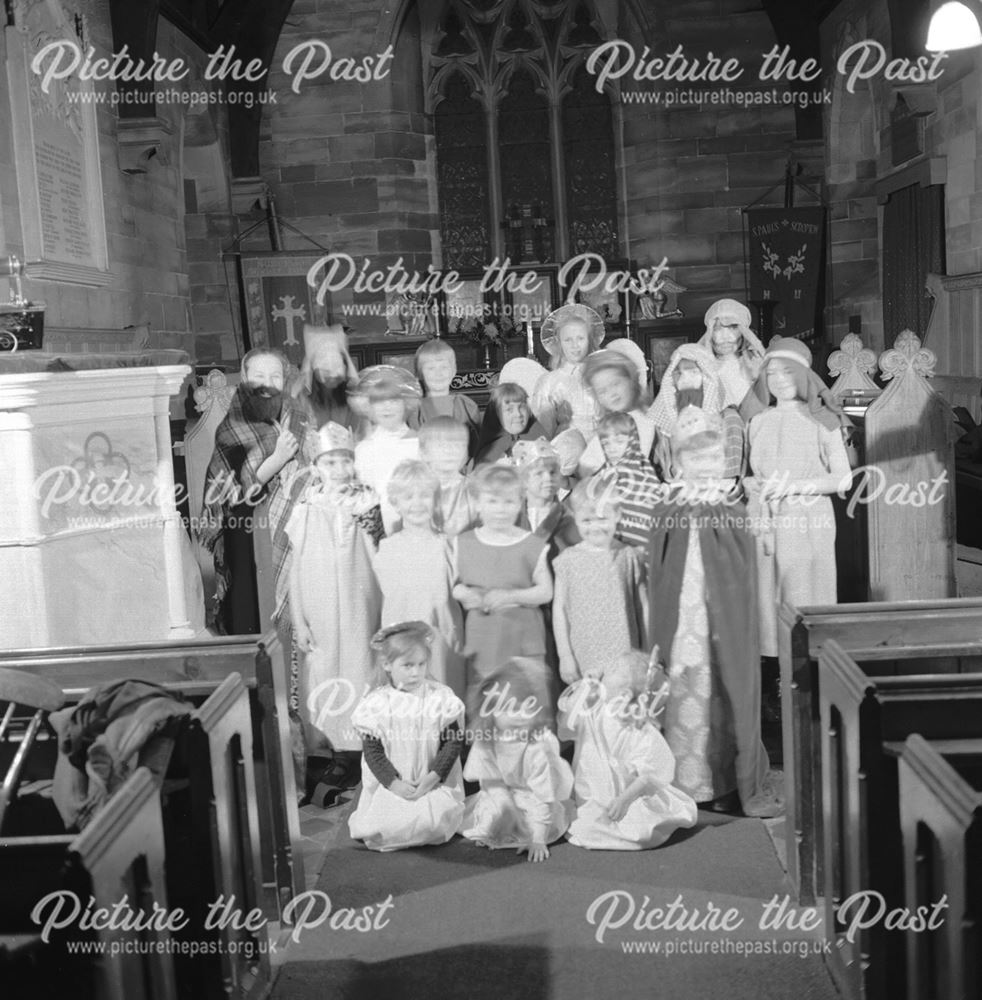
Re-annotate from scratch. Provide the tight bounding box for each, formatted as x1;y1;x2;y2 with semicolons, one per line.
461;657;574;862
558;649;697;850
348;621;466;852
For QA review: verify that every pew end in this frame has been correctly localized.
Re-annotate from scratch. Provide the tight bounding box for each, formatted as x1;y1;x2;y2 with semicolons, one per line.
897;734;982;1000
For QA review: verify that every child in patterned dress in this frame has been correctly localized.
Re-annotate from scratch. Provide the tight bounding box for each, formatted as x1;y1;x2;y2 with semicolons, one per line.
552;482;648;686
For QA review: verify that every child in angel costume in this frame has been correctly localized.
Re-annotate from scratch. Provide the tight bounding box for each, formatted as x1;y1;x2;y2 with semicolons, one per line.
648;342;746;481
552;482;648;686
647;413;778;815
285;422;383;775
745;337;853;659
348;622;466;851
462;657;574;862
577;341;656;476
526;303;606;440
411;338;481;457
373;460;466;699
558;650;698;850
418;417;478;539
697;298;767;411
352;365;422;534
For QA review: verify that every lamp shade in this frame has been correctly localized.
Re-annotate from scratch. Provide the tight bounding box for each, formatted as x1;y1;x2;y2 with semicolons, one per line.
926;1;982;51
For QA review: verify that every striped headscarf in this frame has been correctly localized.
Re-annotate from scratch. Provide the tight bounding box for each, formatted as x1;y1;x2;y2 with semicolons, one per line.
591;417;662;549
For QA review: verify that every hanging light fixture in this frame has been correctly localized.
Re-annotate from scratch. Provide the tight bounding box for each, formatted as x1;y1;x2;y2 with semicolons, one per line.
926;1;982;51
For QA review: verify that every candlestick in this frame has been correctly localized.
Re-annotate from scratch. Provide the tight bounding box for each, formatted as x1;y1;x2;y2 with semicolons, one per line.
526;321;535;358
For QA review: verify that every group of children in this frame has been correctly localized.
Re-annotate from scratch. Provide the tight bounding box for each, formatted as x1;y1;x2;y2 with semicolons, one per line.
281;299;853;856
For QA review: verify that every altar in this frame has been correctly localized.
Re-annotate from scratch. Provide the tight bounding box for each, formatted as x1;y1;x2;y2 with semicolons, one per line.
0;355;201;649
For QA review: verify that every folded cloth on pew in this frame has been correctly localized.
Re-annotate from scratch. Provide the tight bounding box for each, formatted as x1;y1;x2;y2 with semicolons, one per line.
48;681;192;830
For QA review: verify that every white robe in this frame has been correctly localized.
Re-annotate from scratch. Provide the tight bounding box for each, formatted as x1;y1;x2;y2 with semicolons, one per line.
558;679;698;850
354;426;419;533
461;730;573;848
348;681;465;852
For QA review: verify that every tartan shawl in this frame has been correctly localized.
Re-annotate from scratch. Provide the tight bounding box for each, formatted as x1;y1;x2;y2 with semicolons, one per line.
198;389;309;625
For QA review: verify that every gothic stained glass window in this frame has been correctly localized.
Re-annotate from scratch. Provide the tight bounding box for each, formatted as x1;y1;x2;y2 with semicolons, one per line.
430;0;619;270
499;69;555;263
563;66;618;259
434;73;492;269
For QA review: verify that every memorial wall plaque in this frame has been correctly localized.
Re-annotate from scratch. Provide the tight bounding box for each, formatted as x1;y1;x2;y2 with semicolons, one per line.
4;0;111;286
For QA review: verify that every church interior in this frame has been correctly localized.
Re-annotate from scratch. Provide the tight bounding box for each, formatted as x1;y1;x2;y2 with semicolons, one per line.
2;0;982;998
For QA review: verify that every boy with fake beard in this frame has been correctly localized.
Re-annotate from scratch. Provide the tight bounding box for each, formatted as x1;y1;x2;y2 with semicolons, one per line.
200;347;309;633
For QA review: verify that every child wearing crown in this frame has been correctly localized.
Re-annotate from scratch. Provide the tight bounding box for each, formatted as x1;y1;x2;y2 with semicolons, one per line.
286;422;383;795
646;411;778;816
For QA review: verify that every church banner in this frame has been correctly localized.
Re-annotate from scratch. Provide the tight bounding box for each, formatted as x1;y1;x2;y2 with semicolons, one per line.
745;207;826;343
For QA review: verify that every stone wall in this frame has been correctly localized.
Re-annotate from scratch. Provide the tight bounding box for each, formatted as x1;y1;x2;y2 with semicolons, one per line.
821;0;982;353
256;0;811;340
0;2;234;361
618;0;805;321
255;0;433;341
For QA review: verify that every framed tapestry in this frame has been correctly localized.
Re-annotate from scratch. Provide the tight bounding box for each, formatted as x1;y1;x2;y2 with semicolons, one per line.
238;251;331;368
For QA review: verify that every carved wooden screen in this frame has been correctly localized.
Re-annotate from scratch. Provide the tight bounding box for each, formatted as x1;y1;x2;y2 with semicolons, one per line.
430;0;619;270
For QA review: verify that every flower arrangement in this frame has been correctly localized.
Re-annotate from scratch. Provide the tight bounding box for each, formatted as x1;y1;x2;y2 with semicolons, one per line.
451;312;519;344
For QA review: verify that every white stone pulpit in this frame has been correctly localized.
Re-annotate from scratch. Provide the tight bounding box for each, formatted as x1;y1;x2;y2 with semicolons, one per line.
0;363;198;649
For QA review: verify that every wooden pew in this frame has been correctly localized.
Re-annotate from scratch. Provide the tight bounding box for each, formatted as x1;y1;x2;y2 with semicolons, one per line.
175;673;270;999
1;767;177;1000
777;597;982;903
3;674;273;999
0;630;304;923
818;639;982;1000
897;734;982;1000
